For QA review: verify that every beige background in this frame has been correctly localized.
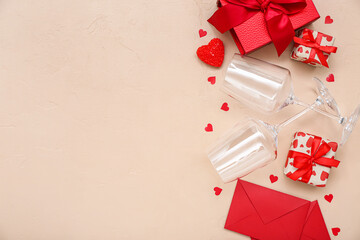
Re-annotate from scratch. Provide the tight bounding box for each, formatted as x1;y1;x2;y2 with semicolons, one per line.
0;0;359;239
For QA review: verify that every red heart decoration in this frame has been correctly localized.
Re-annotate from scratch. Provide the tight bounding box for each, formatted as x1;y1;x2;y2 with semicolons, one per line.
326;36;333;41
300;144;304;147
221;102;229;111
205;123;213;132
199;29;207;38
306;150;310;154
312;170;316;176
306;137;314;148
326;74;335;82
297;132;306;137
292;139;298;148
208;76;216;85
325;15;334;24
298;47;303;53
332;227;340;236
269;174;278;183
305;50;309;54
214;187;222;196
324;194;333;203
196;38;224;67
320;171;329;181
328;142;338;152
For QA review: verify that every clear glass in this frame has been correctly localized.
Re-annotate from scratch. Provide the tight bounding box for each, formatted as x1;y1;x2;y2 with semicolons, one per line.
223;54;360;145
208;99;320;183
208;119;276;183
224;54;292;113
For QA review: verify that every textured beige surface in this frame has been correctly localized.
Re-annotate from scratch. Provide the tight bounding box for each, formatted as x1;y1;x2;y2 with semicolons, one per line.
0;0;359;239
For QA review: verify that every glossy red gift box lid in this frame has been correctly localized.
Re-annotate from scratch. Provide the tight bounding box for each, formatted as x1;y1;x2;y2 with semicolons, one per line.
218;0;320;54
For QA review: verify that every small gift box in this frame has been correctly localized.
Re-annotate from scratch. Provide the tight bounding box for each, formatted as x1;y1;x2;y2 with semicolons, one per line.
284;132;340;187
291;28;337;67
208;0;320;55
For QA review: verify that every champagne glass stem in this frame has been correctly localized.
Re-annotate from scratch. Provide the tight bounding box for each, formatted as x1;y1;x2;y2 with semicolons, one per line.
293;98;345;124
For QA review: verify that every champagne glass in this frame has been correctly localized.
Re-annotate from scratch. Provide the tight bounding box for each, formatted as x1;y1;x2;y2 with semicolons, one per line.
224;54;360;145
208;99;322;183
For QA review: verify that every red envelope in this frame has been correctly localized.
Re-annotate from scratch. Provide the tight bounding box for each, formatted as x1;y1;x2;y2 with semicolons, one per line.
225;180;330;240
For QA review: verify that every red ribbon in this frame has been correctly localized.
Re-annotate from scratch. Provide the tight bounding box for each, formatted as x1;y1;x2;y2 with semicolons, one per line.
293;29;337;68
287;136;340;183
207;0;307;56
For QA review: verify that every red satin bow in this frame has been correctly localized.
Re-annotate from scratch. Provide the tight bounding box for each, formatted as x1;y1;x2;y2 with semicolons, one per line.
207;0;307;56
287;136;340;183
293;29;337;67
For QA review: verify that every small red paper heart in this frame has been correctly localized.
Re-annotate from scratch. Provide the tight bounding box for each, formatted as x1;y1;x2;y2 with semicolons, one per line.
320;171;329;181
300;144;304;147
324;194;333;203
221;102;229;111
199;29;207;38
306;150;310;154
328;142;338;152
293;139;298;148
325;16;334;24
196;38;224;67
297;132;306;137
298;47;303;53
269;174;278;183
332;227;340;236
208;76;216;85
326;74;335;82
214;187;222;196
205;123;213;132
305;50;309;54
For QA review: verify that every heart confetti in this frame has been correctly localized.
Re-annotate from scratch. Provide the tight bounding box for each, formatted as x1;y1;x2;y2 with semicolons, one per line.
208;76;216;85
221;102;229;111
196;38;224;67
205;123;213;132
269;174;278;183
199;29;207;38
324;194;333;203
326;74;335;82
325;16;334;24
332;227;340;236
214;187;222;196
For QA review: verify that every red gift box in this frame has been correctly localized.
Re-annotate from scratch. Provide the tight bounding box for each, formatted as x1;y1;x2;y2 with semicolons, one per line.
209;0;320;55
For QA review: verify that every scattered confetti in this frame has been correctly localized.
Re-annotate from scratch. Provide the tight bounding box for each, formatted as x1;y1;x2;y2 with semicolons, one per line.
214;187;222;196
269;174;278;183
205;123;213;132
208;76;216;85
221;102;229;111
324;194;333;203
199;29;207;38
326;73;335;82
332;227;340;236
325;16;334;24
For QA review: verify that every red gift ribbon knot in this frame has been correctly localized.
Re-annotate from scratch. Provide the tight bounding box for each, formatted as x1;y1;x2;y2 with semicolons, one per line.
293;29;337;67
258;0;271;12
208;0;307;56
287;136;340;183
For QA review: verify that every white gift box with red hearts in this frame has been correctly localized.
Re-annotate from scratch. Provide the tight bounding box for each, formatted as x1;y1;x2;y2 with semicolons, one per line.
290;28;336;67
284;132;339;187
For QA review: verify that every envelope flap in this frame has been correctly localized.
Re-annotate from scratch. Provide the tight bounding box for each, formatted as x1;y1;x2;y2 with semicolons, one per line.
301;201;331;240
240;180;310;224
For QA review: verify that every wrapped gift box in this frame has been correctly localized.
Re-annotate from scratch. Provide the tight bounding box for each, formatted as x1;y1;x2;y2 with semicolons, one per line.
284;132;340;187
291;28;337;67
209;0;320;55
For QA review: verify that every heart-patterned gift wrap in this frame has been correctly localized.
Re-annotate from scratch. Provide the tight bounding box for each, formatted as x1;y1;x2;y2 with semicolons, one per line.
290;28;337;68
284;132;340;187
